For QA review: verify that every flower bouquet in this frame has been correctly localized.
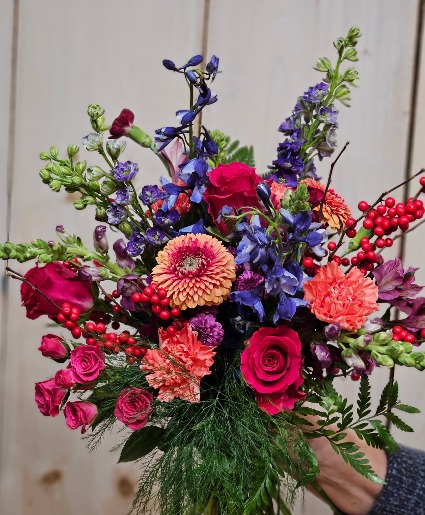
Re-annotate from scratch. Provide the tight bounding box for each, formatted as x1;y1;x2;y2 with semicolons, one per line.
3;26;425;514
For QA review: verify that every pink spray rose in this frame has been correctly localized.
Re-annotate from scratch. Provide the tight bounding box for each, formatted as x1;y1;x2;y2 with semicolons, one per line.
20;262;94;320
70;346;105;384
240;325;305;415
35;379;68;417
55;368;75;388
38;334;68;359
64;401;97;434
114;388;153;430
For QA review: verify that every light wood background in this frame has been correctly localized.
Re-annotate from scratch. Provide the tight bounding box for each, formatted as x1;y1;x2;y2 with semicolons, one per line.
1;1;425;514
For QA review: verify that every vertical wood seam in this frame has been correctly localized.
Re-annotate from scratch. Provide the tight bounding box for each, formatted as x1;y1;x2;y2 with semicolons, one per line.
0;0;20;503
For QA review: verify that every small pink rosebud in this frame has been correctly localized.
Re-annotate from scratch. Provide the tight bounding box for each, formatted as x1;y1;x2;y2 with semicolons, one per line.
64;401;97;433
38;334;68;359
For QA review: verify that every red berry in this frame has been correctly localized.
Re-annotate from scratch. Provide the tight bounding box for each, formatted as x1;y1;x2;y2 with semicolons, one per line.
103;340;114;350
406;214;415;222
351;372;361;381
157;288;167;299
332;256;342;265
360;267;367;275
112;321;120;330
63;261;71;268
406;203;416;214
360;237;370;245
393;325;403;334
373;226;385;237
150;294;160;305
365;262;374;271
113;305;122;314
375;238;385;248
341;258;350;266
166;326;177;337
381;220;391;230
132;292;142;303
357;251;366;261
140;347;148;357
112;289;120;298
302;257;314;268
150;283;159;291
124;346;133;355
71;307;80;316
61;305;71;317
152;304;162;314
396;204;406;216
414;199;424;210
392;335;401;341
363;219;374;230
385;197;396;208
327;241;337;251
132;347;142;358
127;336;136;345
367;209;378;220
374;216;383;227
160;298;170;307
387;207;397;217
346;228;357;238
143;286;154;297
65;320;76;330
358;201;369;211
140;294;150;303
106;332;117;342
85;321;96;332
351;257;359;265
71;327;82;339
159;310;170;321
313;267;322;275
421;329;425;339
400;330;408;340
361;242;372;252
400;224;410;232
345;217;356;228
171;307;181;317
366;251;377;262
415;209;424;219
105;294;113;303
420;176;425;187
57;313;67;324
119;333;129;343
376;204;387;215
69;313;79;322
96;323;106;334
390;217;399;228
86;337;96;345
406;334;416;344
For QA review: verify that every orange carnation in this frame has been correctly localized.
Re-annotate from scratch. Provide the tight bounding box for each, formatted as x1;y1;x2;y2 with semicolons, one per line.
303;261;379;331
152;234;236;310
141;324;216;402
302;178;351;231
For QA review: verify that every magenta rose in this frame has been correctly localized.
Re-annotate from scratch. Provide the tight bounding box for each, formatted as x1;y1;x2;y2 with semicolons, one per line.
240;325;305;415
70;346;105;384
55;368;75;388
114;388;153;430
38;334;68;359
204;162;262;234
64;401;97;434
35;379;68;417
20;262;94;320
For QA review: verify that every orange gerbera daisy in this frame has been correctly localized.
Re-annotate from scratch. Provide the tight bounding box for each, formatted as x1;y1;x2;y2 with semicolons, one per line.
302;178;351;231
152;234;236;310
303;261;379;331
141;324;216;402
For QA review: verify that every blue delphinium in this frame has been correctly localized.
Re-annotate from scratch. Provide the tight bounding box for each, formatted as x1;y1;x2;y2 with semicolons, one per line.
106;203;126;225
234;216;274;269
139;185;167;206
113;161;139;182
115;187;133;206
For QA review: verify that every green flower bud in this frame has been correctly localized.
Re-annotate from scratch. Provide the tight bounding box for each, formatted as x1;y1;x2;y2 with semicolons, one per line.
106;140;127;160
49;180;62;192
85;166;105;181
341;348;354;359
100;179;119;195
352;335;369;349
398;354;416;367
73;199;86;210
39;169;51;182
40;152;50;161
387;342;404;358
126;125;152;148
343;49;358;62
75;161;87;174
83;133;103;151
373;332;392;345
51;163;62;175
400;342;413;354
348;26;361;41
333;37;345;52
72;176;83;187
67;144;79;158
95;207;107;221
118;221;132;236
90;180;100;192
38;253;52;263
100;268;110;280
87;104;105;120
375;354;394;368
96;116;106;130
45;162;55;172
83;196;96;205
342;67;359;82
314;57;332;73
49;146;59;158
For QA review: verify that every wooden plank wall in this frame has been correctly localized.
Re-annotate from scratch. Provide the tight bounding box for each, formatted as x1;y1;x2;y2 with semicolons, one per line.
0;1;423;514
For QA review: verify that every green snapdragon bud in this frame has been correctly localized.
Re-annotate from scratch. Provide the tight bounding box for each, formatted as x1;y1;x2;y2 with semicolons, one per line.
50;146;59;158
95;207;107;221
83;133;103;152
75;161;87;174
49;180;62;192
100;179;119;195
85;166;105;181
73;199;86;210
39;169;51;182
118;221;132;236
106;140;127;160
371;352;394;368
67;144;79;158
72;176;83;187
40;152;50;161
87;104;105;120
373;332;392;345
398;354;416;367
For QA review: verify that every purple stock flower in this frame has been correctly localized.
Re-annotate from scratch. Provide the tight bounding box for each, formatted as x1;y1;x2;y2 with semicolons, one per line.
93;225;108;252
372;257;423;301
311;342;333;369
189;313;224;346
324;323;342;341
106;203;126;225
117;275;144;311
145;227;169;246
78;266;102;282
115;187;133;206
235;271;264;291
113;239;135;270
113;161;139;182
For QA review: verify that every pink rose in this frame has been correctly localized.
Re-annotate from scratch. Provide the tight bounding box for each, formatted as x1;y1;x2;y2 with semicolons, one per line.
204;162;262;234
35;379;68;417
64;401;97;434
55;368;75;388
20;262;94;320
38;334;68;359
114;388;153;430
70;346;105;384
240;325;305;414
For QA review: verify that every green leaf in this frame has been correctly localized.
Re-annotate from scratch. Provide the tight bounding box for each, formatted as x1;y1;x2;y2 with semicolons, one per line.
118;426;164;463
384;413;414;432
394;403;421;414
376;380;398;413
330;440;385;484
368;419;399;452
357;377;371;419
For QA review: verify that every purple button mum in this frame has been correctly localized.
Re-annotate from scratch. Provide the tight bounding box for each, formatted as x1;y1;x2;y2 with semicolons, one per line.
189;313;224;346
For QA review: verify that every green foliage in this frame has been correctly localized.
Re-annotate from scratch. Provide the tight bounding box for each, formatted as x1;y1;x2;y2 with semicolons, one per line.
356;377;371;419
280;184;310;213
119;426;165;463
208;130;255;168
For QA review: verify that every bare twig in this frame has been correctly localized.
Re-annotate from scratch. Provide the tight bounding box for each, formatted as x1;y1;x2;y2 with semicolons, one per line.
319;141;350;217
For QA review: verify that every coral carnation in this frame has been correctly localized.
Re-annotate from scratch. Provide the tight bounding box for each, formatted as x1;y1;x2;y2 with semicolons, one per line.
303;178;351;231
141;324;216;402
303;261;379;330
152;234;236;310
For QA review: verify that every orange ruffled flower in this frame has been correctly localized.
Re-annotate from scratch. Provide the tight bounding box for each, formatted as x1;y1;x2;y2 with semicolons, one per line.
152;234;236;310
303;178;351;231
141;324;216;402
303;261;379;331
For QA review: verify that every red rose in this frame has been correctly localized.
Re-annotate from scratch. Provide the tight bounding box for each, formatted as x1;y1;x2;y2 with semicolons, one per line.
240;325;305;415
204;162;262;234
64;401;97;434
20;262;94;320
114;388;153;430
35;379;68;417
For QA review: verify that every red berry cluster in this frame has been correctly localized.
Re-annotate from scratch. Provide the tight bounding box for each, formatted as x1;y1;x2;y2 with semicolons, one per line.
392;325;419;344
57;303;82;339
131;284;181;322
62;257;81;271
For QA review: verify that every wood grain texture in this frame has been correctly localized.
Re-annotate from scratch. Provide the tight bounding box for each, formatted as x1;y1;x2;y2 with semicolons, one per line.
0;0;424;514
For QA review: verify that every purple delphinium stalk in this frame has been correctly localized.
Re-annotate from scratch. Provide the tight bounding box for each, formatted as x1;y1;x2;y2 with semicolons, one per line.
113;161;139;182
189;313;224;346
